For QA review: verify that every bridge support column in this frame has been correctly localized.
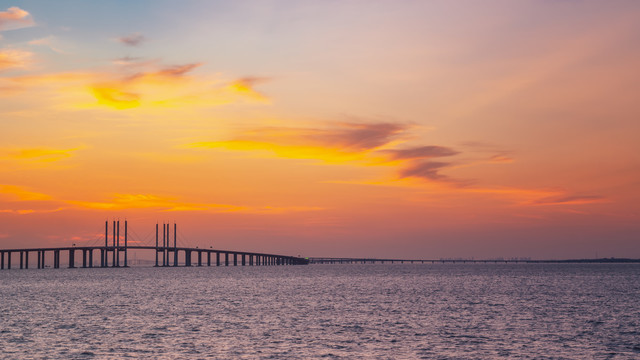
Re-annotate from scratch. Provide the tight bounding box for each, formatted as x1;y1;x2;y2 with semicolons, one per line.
233;253;237;266
225;253;229;266
198;251;202;266
207;252;211;266
173;223;177;267
124;220;128;268
185;250;191;267
112;221;116;267
242;254;246;266
89;250;93;268
7;252;11;269
37;251;41;269
68;249;75;268
249;255;253;266
82;249;87;268
216;252;220;266
0;251;4;269
19;251;23;269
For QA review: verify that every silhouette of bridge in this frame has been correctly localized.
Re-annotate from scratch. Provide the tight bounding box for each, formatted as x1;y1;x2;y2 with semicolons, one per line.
0;220;308;270
307;257;640;264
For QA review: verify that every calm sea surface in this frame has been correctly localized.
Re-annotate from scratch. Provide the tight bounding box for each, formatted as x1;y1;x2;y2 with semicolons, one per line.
1;264;639;359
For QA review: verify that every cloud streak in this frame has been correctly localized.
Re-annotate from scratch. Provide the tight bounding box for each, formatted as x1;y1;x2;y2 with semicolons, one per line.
531;194;605;206
189;122;408;163
188;121;472;185
0;48;32;71
1;147;80;162
0;6;34;31
399;161;451;181
381;145;459;160
117;33;145;46
69;193;324;214
0;59;270;110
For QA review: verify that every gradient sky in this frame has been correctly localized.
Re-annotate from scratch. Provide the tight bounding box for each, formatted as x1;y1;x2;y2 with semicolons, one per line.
1;1;639;259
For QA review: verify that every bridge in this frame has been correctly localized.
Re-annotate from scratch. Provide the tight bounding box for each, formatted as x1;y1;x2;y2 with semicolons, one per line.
0;220;308;270
308;257;640;264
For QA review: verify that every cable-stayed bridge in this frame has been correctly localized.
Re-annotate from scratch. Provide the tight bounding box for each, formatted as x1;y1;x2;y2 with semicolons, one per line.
0;220;308;270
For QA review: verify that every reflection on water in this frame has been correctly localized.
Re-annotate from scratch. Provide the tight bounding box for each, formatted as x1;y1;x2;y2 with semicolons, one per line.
1;264;639;358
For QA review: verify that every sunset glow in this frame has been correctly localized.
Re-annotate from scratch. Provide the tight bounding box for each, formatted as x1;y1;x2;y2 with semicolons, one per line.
1;1;638;258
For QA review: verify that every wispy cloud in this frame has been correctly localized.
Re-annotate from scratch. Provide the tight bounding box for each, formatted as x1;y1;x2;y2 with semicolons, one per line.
116;32;145;46
227;77;270;103
0;185;65;215
0;59;271;110
0;6;34;31
189;122;409;163
112;56;146;66
0;184;51;201
381;145;459;160
189;122;466;183
0;48;32;71
1;147;81;162
28;36;65;54
399;161;451;181
69;193;324;214
531;194;605;206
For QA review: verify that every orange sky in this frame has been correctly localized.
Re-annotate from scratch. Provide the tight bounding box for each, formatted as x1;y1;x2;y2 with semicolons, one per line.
1;1;639;259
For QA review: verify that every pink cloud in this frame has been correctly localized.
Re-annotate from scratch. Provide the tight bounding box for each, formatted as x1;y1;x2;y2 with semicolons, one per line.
0;7;34;31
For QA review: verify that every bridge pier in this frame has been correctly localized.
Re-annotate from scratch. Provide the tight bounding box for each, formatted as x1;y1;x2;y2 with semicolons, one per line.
207;251;211;266
233;253;237;266
82;249;87;268
242;254;246;266
185;250;191;267
216;252;220;266
124;220;128;268
19;251;23;269
173;223;177;267
112;221;116;267
69;249;75;268
0;251;4;269
116;220;120;267
225;253;229;266
249;255;253;266
154;223;159;267
198;251;202;266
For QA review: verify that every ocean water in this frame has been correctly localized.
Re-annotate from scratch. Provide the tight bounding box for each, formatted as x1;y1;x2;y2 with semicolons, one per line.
1;264;639;359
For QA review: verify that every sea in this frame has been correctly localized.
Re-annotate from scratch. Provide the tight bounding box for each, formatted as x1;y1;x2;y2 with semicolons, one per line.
1;263;639;359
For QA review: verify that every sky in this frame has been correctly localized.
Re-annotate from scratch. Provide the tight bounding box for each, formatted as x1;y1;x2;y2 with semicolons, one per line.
1;1;639;259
